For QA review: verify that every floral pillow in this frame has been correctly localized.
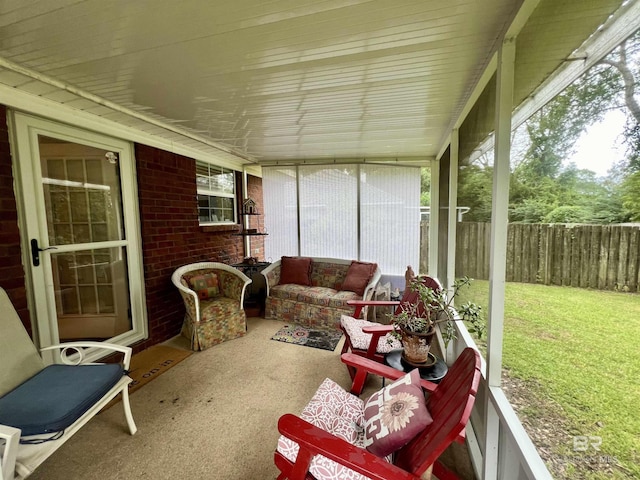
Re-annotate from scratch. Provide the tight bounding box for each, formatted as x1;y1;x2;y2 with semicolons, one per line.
188;273;220;299
363;369;432;457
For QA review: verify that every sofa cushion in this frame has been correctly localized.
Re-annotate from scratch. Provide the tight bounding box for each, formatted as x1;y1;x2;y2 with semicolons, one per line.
0;363;124;436
189;272;220;299
363;369;432;457
280;256;312;286
271;285;360;310
341;261;378;296
310;262;349;289
294;286;338;306
270;284;314;301
326;290;361;308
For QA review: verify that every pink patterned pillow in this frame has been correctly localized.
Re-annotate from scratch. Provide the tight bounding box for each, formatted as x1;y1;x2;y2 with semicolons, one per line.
188;273;220;299
363;369;432;457
276;378;374;480
300;377;364;443
340;315;401;353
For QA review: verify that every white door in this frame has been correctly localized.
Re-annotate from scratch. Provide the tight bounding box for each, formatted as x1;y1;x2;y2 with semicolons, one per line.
13;113;147;354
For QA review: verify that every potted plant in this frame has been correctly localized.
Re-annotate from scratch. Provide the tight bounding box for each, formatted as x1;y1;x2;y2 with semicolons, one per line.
388;276;485;365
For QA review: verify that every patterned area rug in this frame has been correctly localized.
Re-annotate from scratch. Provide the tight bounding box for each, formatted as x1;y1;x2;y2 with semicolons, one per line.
271;324;343;351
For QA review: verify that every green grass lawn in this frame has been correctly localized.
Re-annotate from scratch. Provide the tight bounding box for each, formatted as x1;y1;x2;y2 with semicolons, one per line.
457;281;640;479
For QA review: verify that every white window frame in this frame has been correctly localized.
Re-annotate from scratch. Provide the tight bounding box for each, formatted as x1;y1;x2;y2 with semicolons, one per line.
196;161;237;225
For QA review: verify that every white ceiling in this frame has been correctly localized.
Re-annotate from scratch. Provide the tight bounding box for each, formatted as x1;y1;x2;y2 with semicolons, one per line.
0;0;630;166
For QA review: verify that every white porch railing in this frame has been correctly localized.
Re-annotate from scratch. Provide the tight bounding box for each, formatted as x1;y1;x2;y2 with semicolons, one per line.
436;324;554;480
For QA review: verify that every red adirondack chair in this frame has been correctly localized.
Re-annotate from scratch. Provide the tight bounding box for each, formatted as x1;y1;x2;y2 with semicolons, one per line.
340;275;443;393
275;347;481;480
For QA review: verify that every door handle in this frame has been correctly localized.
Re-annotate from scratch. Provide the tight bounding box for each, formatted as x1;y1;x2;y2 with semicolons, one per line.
30;239;57;267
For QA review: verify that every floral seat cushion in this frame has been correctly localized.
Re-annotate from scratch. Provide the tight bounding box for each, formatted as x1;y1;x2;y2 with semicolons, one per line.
200;296;240;323
270;285;360;309
277;378;374;480
340;315;401;353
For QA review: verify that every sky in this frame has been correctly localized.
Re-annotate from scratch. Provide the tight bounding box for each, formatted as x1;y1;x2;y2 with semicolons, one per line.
566;109;628;177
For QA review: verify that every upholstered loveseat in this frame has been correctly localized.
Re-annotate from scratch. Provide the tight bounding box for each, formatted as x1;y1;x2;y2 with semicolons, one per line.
261;257;381;330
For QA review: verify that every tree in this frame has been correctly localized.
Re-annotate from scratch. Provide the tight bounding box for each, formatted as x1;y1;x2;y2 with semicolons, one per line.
544;205;591;223
457;163;493;222
620;171;640;221
598;37;640;171
420;167;430;206
456;28;640;224
506;43;633;223
593;32;640;219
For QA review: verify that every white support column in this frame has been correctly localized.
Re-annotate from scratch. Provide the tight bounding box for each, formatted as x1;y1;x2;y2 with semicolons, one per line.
428;158;440;278
483;36;515;480
446;129;459;292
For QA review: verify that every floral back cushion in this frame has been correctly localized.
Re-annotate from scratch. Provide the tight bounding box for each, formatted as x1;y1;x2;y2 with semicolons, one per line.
310;262;349;289
188;272;220;299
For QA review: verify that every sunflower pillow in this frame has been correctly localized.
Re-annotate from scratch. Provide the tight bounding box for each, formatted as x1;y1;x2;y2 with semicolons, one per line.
362;368;433;457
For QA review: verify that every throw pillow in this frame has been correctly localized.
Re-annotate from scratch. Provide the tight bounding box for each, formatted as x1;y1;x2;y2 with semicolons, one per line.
363;369;432;457
189;273;220;299
340;315;402;353
341;261;377;296
279;256;312;286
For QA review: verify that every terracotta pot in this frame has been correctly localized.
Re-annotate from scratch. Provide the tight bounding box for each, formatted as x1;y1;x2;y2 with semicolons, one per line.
400;324;436;364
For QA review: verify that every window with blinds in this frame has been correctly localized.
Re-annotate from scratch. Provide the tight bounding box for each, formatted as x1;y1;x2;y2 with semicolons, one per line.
263;164;420;275
196;161;236;224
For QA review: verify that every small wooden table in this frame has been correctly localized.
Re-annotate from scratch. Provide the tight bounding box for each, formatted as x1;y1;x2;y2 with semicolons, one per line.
384;349;448;383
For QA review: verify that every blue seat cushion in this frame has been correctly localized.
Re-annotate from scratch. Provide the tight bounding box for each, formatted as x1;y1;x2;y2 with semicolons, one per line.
0;363;124;436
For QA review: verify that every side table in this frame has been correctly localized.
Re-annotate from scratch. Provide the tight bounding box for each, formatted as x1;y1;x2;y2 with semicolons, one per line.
384;349;448;383
232;261;270;315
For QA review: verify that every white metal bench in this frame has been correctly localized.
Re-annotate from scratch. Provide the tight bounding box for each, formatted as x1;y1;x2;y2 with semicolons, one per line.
0;287;137;480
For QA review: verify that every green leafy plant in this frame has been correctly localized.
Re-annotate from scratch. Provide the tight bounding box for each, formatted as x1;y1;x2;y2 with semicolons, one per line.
388;276;485;346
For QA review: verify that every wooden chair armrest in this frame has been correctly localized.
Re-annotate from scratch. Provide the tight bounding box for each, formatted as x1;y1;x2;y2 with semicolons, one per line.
360;324;395;361
361;324;394;334
277;414;415;480
341;353;438;394
41;342;133;370
347;300;400;318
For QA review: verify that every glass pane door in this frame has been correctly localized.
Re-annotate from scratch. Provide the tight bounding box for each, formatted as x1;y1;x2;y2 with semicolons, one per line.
39;137;132;341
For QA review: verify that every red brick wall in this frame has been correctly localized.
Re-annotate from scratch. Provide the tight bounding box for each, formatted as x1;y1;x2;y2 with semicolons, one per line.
0;106;30;333
134;144;262;350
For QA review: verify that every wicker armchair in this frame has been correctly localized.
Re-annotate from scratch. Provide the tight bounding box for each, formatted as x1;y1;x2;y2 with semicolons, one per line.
172;262;251;351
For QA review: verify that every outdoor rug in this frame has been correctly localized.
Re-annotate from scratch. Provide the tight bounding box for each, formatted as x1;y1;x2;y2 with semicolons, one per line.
104;344;192;409
271;324;343;351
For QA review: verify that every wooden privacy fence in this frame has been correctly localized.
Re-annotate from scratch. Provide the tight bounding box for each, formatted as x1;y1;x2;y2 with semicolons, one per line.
420;223;640;292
